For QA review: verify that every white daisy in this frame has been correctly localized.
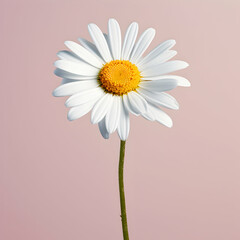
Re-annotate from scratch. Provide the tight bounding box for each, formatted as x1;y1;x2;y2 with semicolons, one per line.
53;18;190;140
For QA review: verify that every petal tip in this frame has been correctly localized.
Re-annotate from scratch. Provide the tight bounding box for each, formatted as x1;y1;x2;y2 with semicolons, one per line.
67;113;74;121
56;51;62;58
54;60;62;68
130;22;139;29
103;134;109;139
64;41;72;48
109;18;117;23
182;80;191;87
88;23;95;30
149;28;156;34
54;61;58;67
52;89;58;97
65;100;71;107
166;119;173;128
90;116;96;125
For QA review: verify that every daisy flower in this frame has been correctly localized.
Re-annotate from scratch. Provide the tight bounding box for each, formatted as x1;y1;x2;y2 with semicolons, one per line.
53;18;190;140
53;18;190;240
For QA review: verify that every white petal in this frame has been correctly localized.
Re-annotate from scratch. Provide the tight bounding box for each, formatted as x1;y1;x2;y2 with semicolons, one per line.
117;100;130;141
61;78;96;84
65;87;104;107
127;91;148;114
142;74;191;87
148;103;173;127
170;75;191;87
57;50;82;62
67;101;95;121
138;39;176;67
103;33;109;45
78;38;105;63
137;88;179;110
142;60;189;77
98;117;109;139
54;69;95;80
130;28;156;64
139;50;177;71
53;80;99;97
61;79;76;84
141;108;155;121
103;33;112;59
105;96;121;134
91;93;113;124
122;94;139;116
54;60;99;76
121;22;138;60
65;41;103;68
108;19;121;60
175;76;191;87
88;23;112;63
139;79;178;92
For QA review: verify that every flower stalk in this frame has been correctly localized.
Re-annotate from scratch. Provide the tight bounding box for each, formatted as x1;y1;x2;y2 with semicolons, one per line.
118;140;129;240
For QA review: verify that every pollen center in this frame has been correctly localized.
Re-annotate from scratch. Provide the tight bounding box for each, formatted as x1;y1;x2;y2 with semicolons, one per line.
98;60;141;95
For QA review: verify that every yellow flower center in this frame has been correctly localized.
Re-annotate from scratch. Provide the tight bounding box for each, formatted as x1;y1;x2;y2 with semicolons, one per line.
98;60;141;95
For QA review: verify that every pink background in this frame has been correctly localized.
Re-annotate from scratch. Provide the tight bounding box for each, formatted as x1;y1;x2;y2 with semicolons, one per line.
1;0;240;239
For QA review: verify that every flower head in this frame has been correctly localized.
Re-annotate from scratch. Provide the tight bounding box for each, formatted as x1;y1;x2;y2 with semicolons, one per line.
53;19;190;140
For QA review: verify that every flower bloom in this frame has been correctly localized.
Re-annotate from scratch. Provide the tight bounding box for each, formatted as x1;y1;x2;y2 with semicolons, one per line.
53;19;190;140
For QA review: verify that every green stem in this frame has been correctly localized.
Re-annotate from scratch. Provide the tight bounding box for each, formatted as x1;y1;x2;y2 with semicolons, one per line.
118;140;129;240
